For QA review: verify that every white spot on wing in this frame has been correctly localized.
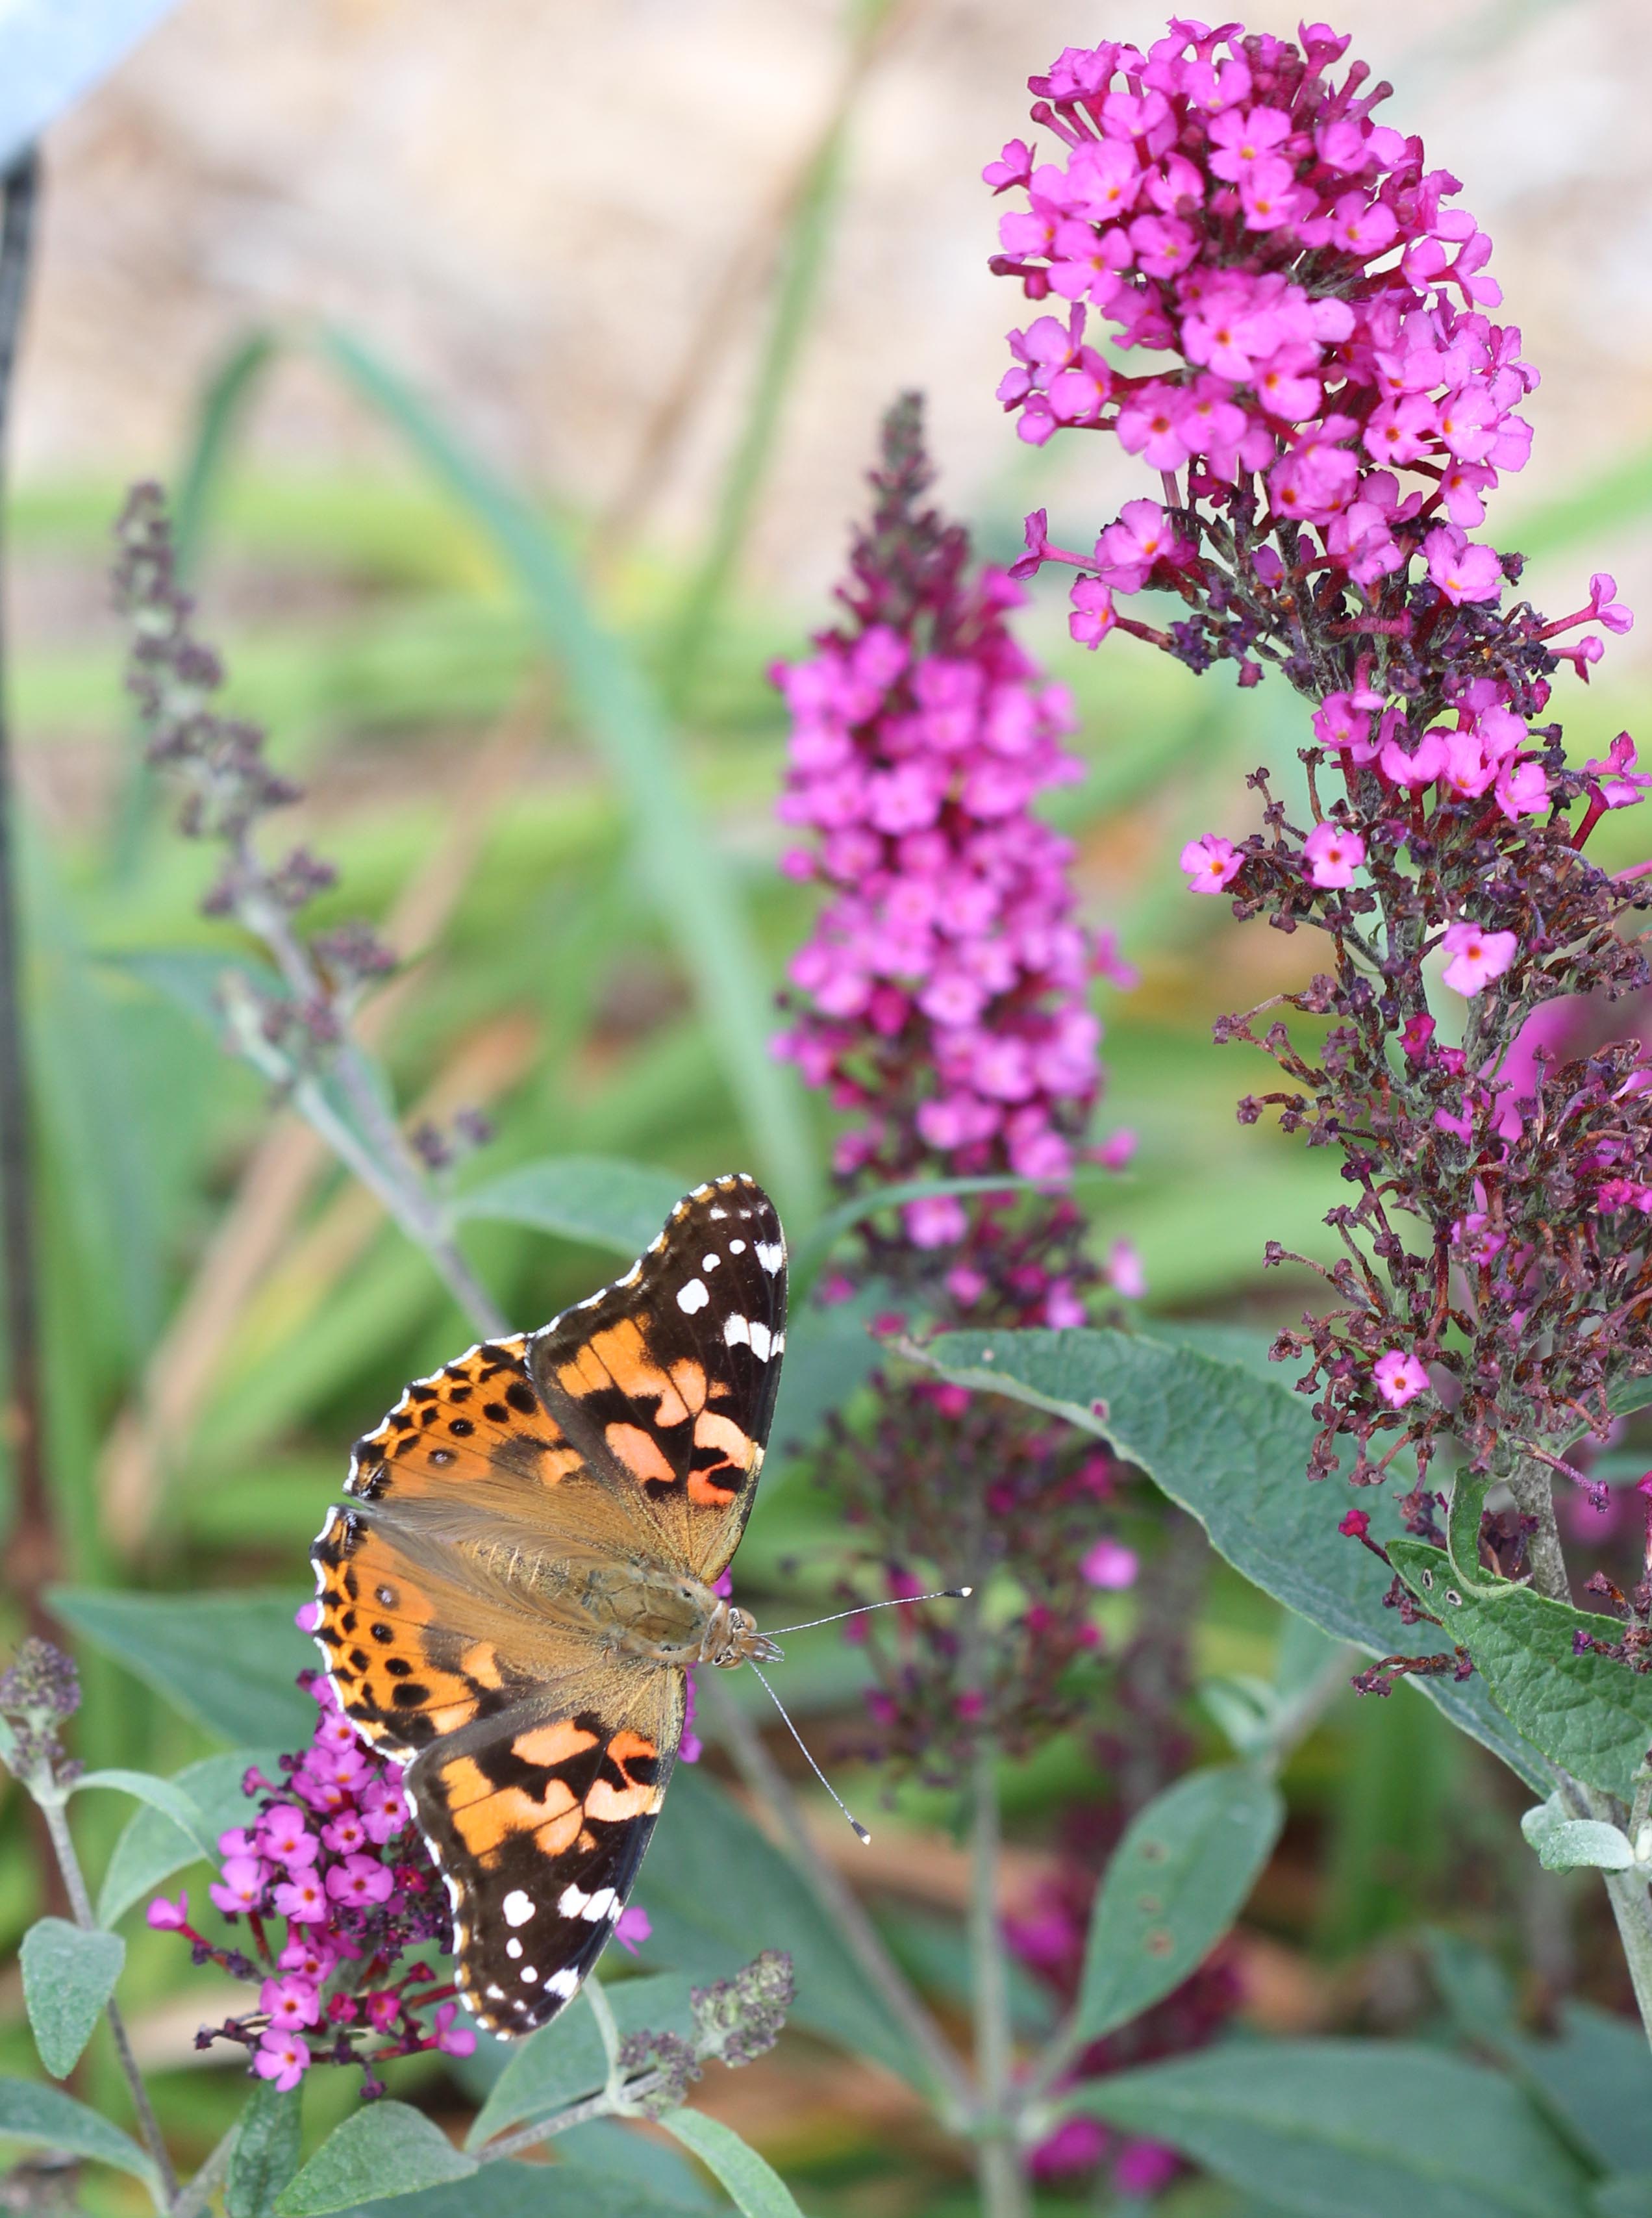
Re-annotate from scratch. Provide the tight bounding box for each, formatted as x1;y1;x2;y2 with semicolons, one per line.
520;1965;539;1983
709;1207;727;1219
748;1322;773;1362
547;1967;580;1998
729;1238;745;1254
677;1278;710;1314
755;1241;784;1274
724;1315;749;1349
702;1252;721;1270
507;1938;523;1960
503;1889;536;1926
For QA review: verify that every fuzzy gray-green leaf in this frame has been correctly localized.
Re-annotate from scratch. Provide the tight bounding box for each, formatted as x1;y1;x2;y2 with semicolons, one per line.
19;1921;125;2078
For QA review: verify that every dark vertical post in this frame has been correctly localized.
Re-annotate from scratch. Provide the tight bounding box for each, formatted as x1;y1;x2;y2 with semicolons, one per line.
0;149;49;1631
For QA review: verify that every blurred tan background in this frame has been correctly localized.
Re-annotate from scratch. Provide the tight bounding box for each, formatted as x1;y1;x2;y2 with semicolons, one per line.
16;0;1652;623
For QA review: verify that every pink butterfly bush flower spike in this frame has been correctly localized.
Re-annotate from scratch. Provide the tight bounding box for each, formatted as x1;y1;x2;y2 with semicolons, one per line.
982;25;1652;1680
962;19;1652;2151
146;1628;474;2098
773;396;1149;1776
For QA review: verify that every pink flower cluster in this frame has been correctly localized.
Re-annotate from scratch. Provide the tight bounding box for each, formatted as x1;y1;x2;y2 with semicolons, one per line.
775;590;1114;1213
148;1660;475;2091
987;21;1533;590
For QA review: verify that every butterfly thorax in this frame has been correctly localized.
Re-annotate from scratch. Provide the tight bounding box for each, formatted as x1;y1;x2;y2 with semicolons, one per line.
575;1561;781;1670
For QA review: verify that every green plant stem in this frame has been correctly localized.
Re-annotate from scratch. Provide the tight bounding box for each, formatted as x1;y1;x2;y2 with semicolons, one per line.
36;1792;179;2206
699;1673;973;2126
477;2084;640;2164
170;2120;237;2218
1509;1454;1652;2055
219;950;505;1342
968;1731;1027;2218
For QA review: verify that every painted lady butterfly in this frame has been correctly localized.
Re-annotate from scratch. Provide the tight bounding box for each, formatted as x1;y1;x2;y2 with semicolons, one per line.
309;1172;787;2034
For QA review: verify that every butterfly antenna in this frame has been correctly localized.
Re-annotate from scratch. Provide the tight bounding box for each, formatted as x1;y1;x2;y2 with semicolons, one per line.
747;1661;873;1845
764;1587;972;1637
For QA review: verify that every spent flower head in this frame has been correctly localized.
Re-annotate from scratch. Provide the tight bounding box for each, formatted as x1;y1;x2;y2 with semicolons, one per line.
0;1639;82;1789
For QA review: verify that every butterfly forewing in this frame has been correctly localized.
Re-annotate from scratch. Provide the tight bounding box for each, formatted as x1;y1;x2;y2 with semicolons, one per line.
526;1174;788;1581
308;1171;787;2037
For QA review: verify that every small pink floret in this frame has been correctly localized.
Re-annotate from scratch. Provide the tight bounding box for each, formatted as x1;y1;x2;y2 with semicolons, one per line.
1181;833;1243;895
1440;920;1518;996
1303;820;1366;888
1081;1537;1140;1589
1373;1349;1430;1407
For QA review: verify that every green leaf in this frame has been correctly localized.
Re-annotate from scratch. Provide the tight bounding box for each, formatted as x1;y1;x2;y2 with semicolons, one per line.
657;2110;803;2218
632;1767;921;2089
1075;1767;1283;2044
557;2119;720;2210
227;2080;304;2218
468;1976;693;2149
316;325;818;1220
1447;1469;1500;1596
1424;1931;1652;2178
917;1328;1547;1789
1596;2180;1652;2218
73;1767;219;1862
333;2160;714;2217
453;1157;687;1257
1607;1376;1652;1421
275;2102;476;2216
49;1587;314;1747
98;1749;281;1926
1520;1795;1633;1871
1071;2039;1588;2218
1390;1540;1652;1796
0;2074;160;2192
19;1921;125;2078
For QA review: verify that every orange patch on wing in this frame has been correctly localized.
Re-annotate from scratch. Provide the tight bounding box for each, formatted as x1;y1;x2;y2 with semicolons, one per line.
461;1642;503;1689
688;1471;738;1507
444;1767;582;1861
535;1805;585;1856
539;1446;586;1486
587;1731;660;1822
588;1776;656;1822
559;1318;693;1425
605;1422;675;1485
668;1359;708;1413
511;1717;600;1767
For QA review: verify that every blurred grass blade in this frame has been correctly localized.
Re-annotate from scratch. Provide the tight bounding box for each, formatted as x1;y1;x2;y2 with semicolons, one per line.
660;131;845;706
660;0;912;706
316;324;818;1222
172;328;280;577
453;1156;689;1257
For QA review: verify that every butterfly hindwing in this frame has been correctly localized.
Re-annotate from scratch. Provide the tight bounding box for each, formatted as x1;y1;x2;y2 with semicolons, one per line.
404;1672;682;2033
527;1172;788;1580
